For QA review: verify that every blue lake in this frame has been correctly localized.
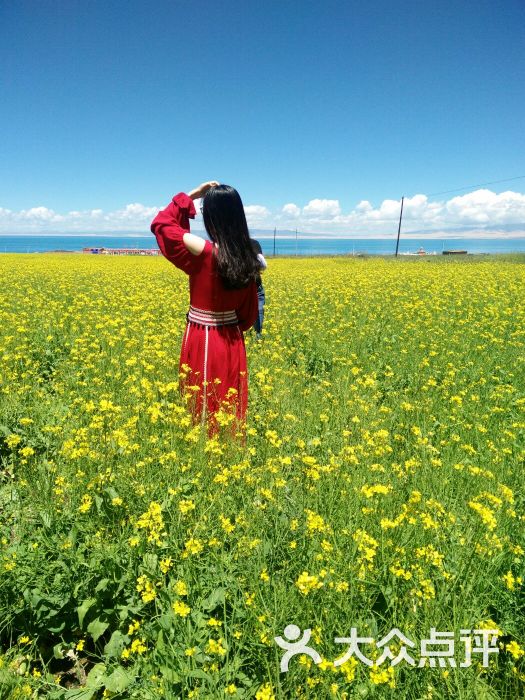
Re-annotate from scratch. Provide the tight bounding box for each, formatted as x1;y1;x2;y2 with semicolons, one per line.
1;235;525;256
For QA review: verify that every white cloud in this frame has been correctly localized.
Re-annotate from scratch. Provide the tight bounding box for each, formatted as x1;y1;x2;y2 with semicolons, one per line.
282;203;301;217
1;189;525;236
20;206;61;222
0;203;164;233
244;205;270;217
302;198;341;218
244;204;271;227
446;189;525;224
112;203;159;221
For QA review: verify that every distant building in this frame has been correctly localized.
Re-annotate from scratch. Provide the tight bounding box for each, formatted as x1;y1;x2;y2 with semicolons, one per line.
82;247;160;256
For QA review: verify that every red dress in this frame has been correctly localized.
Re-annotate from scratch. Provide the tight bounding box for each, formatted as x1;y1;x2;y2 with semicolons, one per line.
151;193;258;432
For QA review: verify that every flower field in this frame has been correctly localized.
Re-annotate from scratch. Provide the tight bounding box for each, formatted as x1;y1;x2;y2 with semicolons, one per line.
1;252;524;699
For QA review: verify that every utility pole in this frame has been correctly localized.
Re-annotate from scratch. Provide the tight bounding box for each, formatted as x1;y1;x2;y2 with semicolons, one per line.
395;196;404;257
273;227;276;257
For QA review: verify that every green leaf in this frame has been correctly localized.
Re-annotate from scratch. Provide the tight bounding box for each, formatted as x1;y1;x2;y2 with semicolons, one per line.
49;621;66;634
192;610;207;631
203;587;225;611
159;666;180;682
142;552;158;572
40;511;52;529
188;669;213;681
158;613;174;632
155;629;165;651
64;688;96;700
43;690;67;700
95;578;110;593
86;662;106;688
104;666;133;693
87;618;109;642
118;605;131;621
364;616;378;638
24;587;41;607
53;643;65;660
105;486;119;500
77;598;96;628
104;630;126;658
67;526;78;547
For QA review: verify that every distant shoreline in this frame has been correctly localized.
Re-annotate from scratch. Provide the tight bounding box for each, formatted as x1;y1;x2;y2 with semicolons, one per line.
3;235;525;256
3;250;525;261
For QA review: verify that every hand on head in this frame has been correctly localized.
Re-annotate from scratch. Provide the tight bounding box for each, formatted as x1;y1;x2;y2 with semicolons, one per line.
197;181;220;198
188;181;220;200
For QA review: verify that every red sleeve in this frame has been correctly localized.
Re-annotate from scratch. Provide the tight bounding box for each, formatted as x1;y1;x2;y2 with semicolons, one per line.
150;193;204;275
236;281;259;331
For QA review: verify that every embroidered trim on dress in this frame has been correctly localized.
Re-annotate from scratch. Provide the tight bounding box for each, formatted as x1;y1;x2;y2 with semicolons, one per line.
187;305;238;327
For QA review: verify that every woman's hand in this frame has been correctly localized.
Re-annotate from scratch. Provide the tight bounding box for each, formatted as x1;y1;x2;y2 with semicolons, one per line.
188;181;220;200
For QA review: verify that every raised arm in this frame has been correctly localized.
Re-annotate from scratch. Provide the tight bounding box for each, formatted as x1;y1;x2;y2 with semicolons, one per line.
150;193;200;274
183;181;220;255
187;181;220;200
150;182;219;273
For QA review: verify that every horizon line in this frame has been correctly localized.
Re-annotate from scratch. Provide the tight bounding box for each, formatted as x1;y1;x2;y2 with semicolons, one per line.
2;232;525;240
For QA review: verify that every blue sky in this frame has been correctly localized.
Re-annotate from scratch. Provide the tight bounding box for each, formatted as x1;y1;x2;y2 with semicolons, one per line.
1;0;525;235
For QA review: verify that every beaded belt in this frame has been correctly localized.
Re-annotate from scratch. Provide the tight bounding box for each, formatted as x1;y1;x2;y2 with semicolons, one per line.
187;305;239;327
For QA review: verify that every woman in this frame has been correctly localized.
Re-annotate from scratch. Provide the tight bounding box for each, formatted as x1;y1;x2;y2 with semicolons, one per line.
150;181;260;434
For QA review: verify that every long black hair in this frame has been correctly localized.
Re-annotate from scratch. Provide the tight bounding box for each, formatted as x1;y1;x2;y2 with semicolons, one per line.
202;185;260;290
